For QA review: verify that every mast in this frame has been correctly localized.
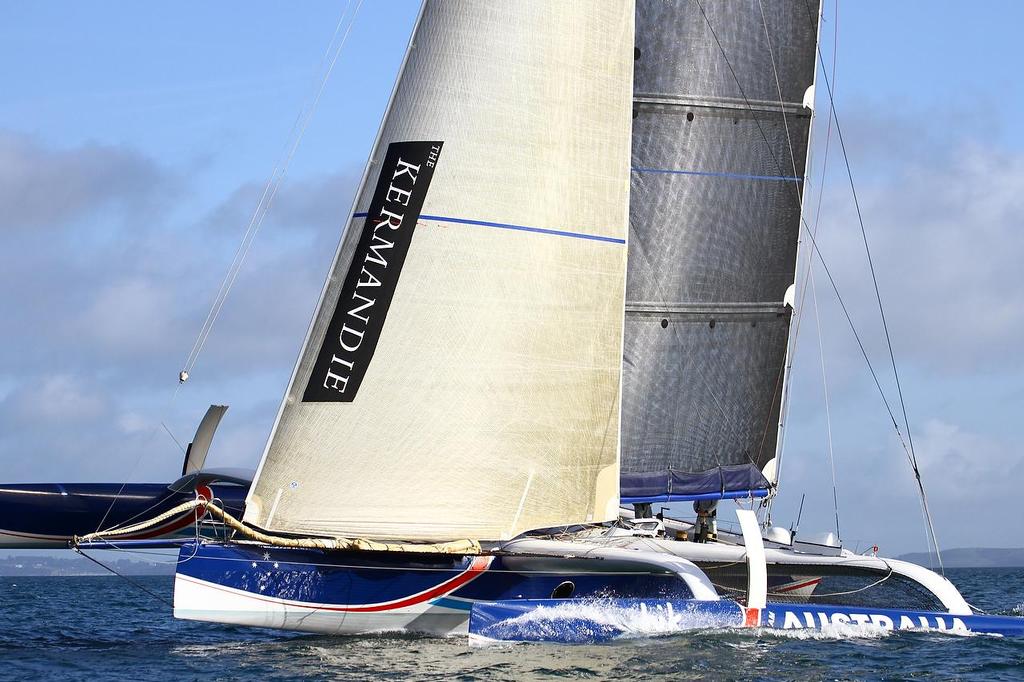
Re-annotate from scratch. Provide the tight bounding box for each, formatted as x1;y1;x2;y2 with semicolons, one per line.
769;0;825;506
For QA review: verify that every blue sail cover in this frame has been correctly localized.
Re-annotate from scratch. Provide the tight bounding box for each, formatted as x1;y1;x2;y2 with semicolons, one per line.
620;464;770;504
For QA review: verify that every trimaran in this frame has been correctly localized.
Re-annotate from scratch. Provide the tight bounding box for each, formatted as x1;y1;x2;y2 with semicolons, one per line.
3;1;1023;641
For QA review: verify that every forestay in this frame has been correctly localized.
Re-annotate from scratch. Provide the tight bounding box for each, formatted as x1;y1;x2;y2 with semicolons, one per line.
621;0;820;501
245;1;635;541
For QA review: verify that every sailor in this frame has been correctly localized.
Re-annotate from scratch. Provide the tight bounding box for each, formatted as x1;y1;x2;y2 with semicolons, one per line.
693;499;718;543
633;502;653;519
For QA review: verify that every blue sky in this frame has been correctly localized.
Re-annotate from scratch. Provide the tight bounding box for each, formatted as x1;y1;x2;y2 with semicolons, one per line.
1;1;1021;556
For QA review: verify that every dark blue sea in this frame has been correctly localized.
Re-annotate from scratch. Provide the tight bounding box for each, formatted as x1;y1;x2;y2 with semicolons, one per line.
1;568;1022;681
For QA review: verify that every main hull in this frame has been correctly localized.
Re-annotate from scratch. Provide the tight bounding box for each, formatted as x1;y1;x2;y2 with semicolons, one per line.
173;541;693;635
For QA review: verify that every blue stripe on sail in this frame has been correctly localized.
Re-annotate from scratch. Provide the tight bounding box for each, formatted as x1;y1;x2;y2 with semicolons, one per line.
620;489;770;505
631;167;802;182
352;212;625;245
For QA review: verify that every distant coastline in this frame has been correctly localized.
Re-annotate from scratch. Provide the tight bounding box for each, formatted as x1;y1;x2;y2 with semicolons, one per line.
0;554;174;576
2;547;1023;576
895;547;1024;568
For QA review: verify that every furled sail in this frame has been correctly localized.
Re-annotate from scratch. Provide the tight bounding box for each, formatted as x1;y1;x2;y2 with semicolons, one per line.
244;1;635;541
621;0;820;502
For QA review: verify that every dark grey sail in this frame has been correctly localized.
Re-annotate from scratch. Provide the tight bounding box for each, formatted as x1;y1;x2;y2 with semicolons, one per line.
621;0;821;502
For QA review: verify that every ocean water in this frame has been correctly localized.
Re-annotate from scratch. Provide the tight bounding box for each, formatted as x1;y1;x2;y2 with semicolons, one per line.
1;568;1022;681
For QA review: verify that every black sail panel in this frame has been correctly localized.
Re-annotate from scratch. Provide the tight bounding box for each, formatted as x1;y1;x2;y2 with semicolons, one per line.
622;0;820;501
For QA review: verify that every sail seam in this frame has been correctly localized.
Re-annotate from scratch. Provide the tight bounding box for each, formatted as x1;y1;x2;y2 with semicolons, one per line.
631;168;801;182
625;303;788;316
633;93;806;115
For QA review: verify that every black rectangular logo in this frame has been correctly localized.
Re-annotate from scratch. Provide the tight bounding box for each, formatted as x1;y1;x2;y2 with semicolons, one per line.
303;140;443;402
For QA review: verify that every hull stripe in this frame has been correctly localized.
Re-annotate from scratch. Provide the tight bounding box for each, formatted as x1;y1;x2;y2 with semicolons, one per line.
130;506;207;540
773;578;822;594
0;528;68;540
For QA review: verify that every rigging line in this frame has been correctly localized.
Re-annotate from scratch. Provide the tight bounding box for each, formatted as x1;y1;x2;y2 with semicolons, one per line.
787;0;939;573
800;0;841;539
94;381;184;534
179;5;351;377
191;0;367;369
771;0;838;520
181;0;356;375
101;487;209;534
811;265;841;540
825;99;945;577
757;0;801;181
793;12;838;411
184;0;363;376
627;246;738;470
99;479;236;535
180;0;363;378
692;0;801;208
694;0;916;481
161;420;187;455
692;0;811;478
802;2;943;575
73;548;174;608
805;213;910;450
755;326;791;476
758;2;857;533
98;5;362;536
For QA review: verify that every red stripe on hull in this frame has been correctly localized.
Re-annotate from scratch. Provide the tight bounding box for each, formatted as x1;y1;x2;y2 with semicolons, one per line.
773;577;822;594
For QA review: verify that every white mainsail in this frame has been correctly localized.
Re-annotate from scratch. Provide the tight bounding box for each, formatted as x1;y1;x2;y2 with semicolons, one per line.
243;0;635;541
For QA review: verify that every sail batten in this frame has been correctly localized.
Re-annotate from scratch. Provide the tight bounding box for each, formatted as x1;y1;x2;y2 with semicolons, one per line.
245;0;635;542
621;0;820;498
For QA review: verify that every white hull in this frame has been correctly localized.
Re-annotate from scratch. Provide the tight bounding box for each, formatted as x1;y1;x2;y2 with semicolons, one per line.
174;573;472;636
601;536;972;614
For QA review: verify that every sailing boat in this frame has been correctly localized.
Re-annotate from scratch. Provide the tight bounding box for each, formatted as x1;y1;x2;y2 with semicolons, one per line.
14;0;1024;640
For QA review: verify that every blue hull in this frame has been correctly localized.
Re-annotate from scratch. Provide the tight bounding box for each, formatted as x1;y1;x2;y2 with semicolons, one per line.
0;483;247;548
468;599;1024;642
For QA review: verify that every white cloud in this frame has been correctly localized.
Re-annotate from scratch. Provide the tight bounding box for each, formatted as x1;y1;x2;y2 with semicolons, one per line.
771;109;1024;551
5;374;107;424
116;412;151;434
915;418;1023;501
73;278;180;353
0;130;358;484
809;133;1024;376
0;131;172;231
